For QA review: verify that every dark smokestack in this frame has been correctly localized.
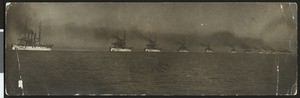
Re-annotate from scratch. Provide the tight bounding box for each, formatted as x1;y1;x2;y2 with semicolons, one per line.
27;32;30;40
29;32;31;40
31;32;34;43
33;33;36;44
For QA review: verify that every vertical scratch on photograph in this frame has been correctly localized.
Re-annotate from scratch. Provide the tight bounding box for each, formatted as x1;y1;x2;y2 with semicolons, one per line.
16;51;24;95
280;3;284;13
275;57;280;95
288;3;295;20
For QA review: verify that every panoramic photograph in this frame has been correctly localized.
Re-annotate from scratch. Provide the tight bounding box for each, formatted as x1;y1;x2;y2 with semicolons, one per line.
5;2;297;96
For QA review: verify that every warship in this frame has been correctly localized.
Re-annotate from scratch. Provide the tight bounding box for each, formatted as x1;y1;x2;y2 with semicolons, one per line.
277;48;291;54
230;47;237;53
244;48;252;53
265;50;272;54
254;47;263;54
11;21;53;51
177;40;188;52
109;31;132;52
262;48;271;54
144;34;161;52
270;48;277;54
205;46;213;53
257;49;263;54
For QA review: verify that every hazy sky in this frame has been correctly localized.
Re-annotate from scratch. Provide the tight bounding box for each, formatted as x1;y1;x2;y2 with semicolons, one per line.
6;2;297;52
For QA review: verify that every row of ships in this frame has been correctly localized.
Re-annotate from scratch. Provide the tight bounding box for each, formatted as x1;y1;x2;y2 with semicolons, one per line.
108;32;291;54
11;22;291;54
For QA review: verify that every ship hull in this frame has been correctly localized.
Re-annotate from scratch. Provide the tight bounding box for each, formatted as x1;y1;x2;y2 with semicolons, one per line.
230;51;237;53
12;44;51;51
145;49;161;52
110;47;132;52
205;50;213;53
178;50;189;52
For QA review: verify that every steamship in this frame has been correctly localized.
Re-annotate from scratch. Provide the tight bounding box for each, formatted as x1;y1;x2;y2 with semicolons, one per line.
144;34;161;52
109;31;132;52
205;47;213;53
12;22;53;51
230;48;237;53
257;49;263;54
177;41;188;52
244;49;252;53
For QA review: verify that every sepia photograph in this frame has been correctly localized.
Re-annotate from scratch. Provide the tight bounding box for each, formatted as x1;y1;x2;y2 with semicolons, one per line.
5;2;297;96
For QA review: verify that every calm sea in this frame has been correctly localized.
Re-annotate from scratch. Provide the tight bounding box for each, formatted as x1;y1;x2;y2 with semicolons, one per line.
5;51;297;96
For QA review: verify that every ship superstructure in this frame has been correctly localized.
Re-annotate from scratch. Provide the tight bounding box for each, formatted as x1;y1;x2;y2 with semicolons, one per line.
144;34;161;52
109;31;132;52
12;21;53;51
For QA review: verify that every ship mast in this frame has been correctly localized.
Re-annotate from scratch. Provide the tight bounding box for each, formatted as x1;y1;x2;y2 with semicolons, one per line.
149;33;152;41
116;31;119;39
24;20;28;40
25;20;27;30
182;39;185;46
123;30;126;46
154;32;156;42
38;21;42;44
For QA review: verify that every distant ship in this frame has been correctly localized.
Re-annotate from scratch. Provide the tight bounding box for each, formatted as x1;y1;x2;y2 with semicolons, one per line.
257;49;263;54
253;47;263;54
277;48;291;54
205;47;213;53
265;50;271;54
144;34;161;52
270;48;277;54
109;31;132;52
230;48;237;53
244;49;252;53
177;40;188;52
12;21;53;51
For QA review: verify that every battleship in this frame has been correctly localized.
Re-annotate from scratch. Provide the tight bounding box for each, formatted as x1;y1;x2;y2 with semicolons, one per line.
11;21;53;51
177;40;188;52
270;48;277;54
144;34;161;52
257;49;263;54
277;48;291;54
253;47;263;54
109;31;132;52
204;45;213;53
265;50;272;54
230;48;237;53
244;48;252;53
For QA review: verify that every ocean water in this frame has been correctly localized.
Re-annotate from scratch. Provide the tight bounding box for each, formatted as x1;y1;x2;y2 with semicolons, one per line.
5;51;297;96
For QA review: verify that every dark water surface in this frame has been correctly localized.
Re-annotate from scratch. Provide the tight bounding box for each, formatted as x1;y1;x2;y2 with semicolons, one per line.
5;51;297;95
